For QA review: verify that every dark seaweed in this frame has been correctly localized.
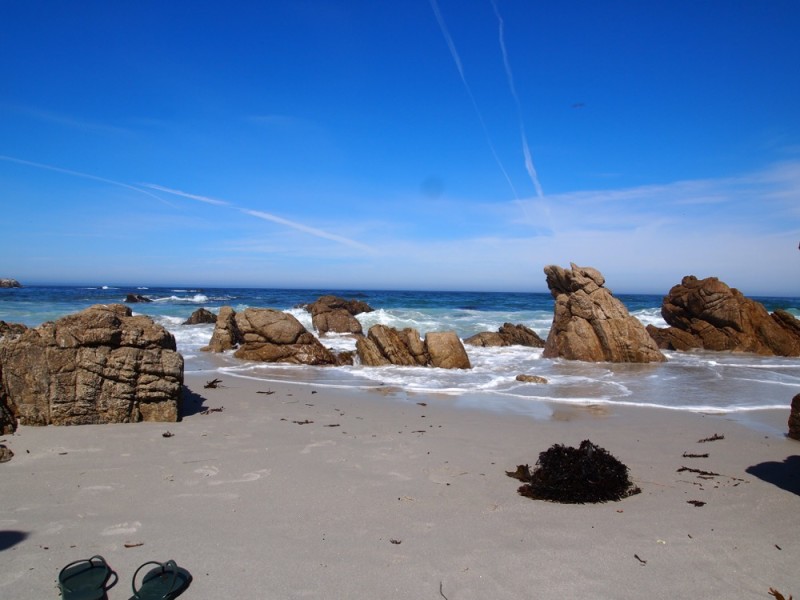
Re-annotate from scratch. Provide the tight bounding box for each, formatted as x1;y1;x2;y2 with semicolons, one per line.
509;440;641;504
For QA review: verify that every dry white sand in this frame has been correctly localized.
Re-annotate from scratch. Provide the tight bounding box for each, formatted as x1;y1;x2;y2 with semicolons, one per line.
1;372;798;599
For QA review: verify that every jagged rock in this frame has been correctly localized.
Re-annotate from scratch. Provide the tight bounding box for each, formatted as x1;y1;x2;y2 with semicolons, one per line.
648;276;800;356
356;325;470;369
184;308;217;325
361;325;420;366
516;374;548;384
203;307;336;365
313;310;363;335
542;263;666;363
465;323;545;348
0;321;27;341
0;278;21;288
425;331;471;369
0;362;15;434
202;306;239;352
0;304;184;426
789;393;800;441
304;295;373;335
125;293;152;303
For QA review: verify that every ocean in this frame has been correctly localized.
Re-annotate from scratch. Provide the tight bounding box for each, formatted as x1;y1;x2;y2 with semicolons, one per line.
1;285;799;418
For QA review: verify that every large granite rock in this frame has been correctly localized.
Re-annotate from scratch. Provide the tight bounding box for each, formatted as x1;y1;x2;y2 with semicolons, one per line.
789;393;800;441
0;278;21;288
356;325;471;369
0;304;184;426
465;323;545;348
542;263;666;363
203;307;336;365
646;276;800;356
304;295;373;335
425;331;471;369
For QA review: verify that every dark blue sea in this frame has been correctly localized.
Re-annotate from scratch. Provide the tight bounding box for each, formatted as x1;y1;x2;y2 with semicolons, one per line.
1;285;799;417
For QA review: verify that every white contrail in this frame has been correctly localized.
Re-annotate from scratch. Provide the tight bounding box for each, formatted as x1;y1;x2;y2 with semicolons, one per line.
429;0;520;200
146;184;373;252
241;209;373;252
142;183;231;206
0;154;174;206
490;0;544;198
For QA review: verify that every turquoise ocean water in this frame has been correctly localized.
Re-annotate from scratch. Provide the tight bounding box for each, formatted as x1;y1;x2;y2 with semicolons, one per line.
1;285;799;417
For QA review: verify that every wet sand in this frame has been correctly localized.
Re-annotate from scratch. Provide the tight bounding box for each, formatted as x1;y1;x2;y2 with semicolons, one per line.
1;372;798;599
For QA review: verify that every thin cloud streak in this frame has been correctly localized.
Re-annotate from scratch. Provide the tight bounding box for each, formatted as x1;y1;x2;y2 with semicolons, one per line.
142;184;231;207
145;183;373;252
0;155;174;206
429;0;519;200
490;0;544;198
240;209;373;252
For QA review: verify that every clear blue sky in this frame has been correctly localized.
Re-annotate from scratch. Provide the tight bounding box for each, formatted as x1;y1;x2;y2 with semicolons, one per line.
1;1;799;295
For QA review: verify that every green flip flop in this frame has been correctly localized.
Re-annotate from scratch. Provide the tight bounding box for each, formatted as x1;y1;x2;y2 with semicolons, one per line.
58;555;117;600
130;560;192;600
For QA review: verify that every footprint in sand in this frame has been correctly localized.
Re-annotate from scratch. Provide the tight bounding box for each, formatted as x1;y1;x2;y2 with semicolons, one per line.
101;521;141;536
194;465;219;477
208;468;271;486
301;440;335;455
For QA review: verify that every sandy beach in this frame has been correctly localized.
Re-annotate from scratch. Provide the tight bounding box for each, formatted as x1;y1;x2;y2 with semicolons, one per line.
1;372;798;599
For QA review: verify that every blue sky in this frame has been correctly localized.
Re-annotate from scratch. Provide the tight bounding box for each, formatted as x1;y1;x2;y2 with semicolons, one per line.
1;1;799;295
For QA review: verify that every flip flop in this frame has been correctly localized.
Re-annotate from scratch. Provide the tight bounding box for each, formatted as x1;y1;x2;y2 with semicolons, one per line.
58;555;117;600
130;560;192;600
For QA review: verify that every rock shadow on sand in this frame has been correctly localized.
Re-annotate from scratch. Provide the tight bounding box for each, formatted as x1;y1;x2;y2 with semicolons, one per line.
180;386;211;417
0;530;28;551
746;455;800;496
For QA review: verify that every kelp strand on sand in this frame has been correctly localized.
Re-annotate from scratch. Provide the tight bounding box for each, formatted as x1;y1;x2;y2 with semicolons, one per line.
507;440;641;504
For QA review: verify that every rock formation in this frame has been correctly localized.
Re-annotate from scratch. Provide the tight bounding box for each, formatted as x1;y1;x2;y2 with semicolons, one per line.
789;393;800;441
304;295;373;335
465;323;545;348
0;278;21;288
356;325;471;369
0;304;184;426
646;276;800;356
184;307;217;325
542;263;666;363
202;307;336;365
125;293;152;303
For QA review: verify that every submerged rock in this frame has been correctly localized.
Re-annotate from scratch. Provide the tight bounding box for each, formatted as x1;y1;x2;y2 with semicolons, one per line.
542;263;665;363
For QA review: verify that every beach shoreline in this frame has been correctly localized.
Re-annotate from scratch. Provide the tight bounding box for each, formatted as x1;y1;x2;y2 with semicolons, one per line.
1;372;798;599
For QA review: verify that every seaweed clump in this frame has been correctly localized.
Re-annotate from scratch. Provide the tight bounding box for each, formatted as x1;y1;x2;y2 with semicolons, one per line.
507;440;641;504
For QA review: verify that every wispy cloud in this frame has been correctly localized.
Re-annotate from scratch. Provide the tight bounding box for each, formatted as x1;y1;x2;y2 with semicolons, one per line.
429;0;519;200
490;0;544;198
141;184;231;207
143;183;373;251
0;155;173;206
2;104;131;136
